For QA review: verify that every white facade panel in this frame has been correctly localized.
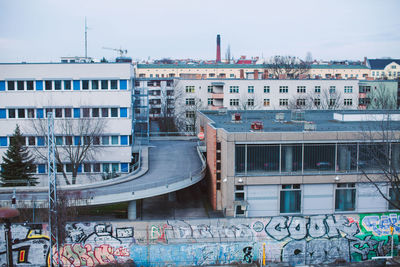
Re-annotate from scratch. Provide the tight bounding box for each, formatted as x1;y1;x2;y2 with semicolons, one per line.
357;183;388;213
246;185;279;217
303;184;334;215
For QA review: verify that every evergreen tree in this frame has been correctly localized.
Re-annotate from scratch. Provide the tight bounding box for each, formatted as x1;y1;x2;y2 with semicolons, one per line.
1;125;38;186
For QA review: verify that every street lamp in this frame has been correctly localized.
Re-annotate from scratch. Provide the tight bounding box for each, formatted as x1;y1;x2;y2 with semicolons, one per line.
0;207;20;266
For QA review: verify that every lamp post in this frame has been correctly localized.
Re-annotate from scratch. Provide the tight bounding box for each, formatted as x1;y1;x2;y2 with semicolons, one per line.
0;207;20;266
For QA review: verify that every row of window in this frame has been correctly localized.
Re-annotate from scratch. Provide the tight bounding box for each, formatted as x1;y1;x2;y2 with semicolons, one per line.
0;107;128;119
0;80;128;91
225;98;352;107
372;71;400;77
32;162;130;174
236;183;399;215
0;135;130;147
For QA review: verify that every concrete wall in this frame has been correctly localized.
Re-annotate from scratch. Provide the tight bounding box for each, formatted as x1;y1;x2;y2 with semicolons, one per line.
1;213;399;266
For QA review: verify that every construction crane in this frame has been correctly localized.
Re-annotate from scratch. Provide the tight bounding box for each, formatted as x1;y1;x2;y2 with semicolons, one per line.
102;47;128;57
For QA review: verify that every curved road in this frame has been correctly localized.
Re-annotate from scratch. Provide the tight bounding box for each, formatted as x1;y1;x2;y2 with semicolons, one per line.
0;140;205;207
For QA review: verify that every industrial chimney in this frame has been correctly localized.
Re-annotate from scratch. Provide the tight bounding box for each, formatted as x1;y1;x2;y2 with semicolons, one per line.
216;34;221;63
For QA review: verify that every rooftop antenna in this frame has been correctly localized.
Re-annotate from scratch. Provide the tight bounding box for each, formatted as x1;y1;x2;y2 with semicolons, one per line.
85;17;88;59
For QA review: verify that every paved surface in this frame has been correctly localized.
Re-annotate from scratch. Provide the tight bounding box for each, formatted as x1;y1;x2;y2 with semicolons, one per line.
0;140;205;206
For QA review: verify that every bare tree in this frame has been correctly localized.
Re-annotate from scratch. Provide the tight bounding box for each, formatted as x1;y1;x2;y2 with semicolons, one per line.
288;88;345;110
367;82;397;110
158;88;178;132
266;55;310;79
358;116;400;209
29;117;107;185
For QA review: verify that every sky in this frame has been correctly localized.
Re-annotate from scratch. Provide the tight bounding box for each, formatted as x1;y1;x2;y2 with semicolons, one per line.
0;0;399;63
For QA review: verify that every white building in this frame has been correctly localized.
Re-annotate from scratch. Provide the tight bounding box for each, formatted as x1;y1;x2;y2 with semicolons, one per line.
0;63;134;186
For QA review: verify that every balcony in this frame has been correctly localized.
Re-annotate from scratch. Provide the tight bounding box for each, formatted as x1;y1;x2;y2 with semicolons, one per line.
212;93;224;99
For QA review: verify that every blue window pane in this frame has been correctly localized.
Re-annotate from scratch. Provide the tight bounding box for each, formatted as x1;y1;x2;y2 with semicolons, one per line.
120;108;127;118
38;164;46;174
120;135;128;145
74;108;80;118
36;81;43;91
120;80;127;90
0;109;6;119
73;80;80;90
37;109;44;118
37;137;45;146
0;137;7;147
74;136;81;145
78;164;82;173
0;81;5;91
121;163;128;172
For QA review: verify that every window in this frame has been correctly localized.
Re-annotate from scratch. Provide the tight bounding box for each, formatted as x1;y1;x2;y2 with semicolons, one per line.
344;86;353;93
111;108;118;117
280;184;301;213
264;86;270;93
73;108;80;118
314;86;321;93
389;188;400;210
248;86;254;93
263;99;270;106
93;136;100;145
28;136;35;146
37;137;45;146
101;80;108;90
93;163;100;172
186;98;195;105
66;164;73;173
54;80;61;90
247;99;254;106
64;108;72;118
185;86;195;93
84;163;91;173
279;86;288;93
329;86;336;94
64;80;71;90
279;99;288;106
92;80;99;90
103;163;110;173
186;124;195;132
27;81;34;90
111;80;118;89
55;136;63;145
38;164;46;174
65;136;73;145
297;86;306;93
185;111;195;118
229;99;239;106
7;81;15;90
230;74;235;78
208;98;213;106
112;163;119;173
36;109;44;118
102;108;109;117
18;109;25;118
329;99;336;107
344;99;353;106
296;99;306;106
335;183;356;211
314;99;321;107
55;108;62;118
82;80;89;90
207;86;213;93
102;136;109;145
82;108;90;117
229;86;239;93
17;81;24;90
9;109;16;118
209;73;215;78
45;80;52;90
92;108;99;118
111;136;118;145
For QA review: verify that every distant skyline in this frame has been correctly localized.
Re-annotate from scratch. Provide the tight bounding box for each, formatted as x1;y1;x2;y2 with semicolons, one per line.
1;0;399;63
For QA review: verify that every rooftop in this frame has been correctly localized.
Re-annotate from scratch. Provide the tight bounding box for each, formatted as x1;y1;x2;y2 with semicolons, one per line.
367;59;400;69
200;110;400;133
137;64;369;69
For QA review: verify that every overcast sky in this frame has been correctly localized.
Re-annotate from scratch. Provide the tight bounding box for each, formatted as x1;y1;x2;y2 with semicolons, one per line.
0;0;399;63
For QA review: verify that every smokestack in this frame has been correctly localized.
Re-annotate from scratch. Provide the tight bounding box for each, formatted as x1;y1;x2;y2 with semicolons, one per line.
216;34;221;63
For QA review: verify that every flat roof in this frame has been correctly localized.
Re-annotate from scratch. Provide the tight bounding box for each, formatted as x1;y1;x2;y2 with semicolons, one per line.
137;64;369;70
200;110;400;133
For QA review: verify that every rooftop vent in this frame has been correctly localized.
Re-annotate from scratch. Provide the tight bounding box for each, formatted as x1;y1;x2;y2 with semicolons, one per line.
218;108;227;115
304;122;316;131
251;121;264;130
291;110;305;121
232;113;242;123
275;113;285;122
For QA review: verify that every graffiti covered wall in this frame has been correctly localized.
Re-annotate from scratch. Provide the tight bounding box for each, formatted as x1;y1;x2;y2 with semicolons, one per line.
0;213;399;266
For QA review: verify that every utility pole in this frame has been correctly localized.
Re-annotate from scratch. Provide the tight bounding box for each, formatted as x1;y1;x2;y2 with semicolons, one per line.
47;112;59;266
